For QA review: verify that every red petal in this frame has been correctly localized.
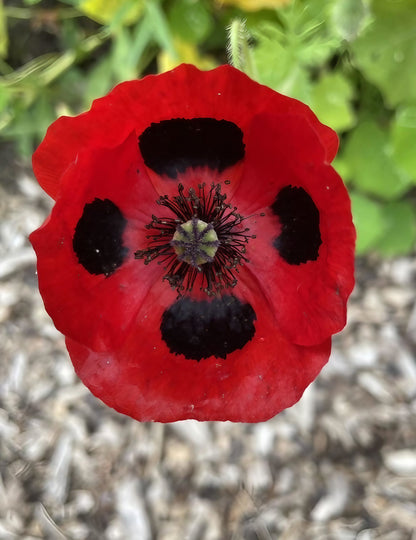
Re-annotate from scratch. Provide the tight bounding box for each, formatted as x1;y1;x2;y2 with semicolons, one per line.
31;64;353;423
66;280;331;423
30;132;164;351
33;64;338;200
235;113;355;346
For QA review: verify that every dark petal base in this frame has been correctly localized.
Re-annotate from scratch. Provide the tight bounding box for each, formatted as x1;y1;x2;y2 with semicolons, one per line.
138;118;245;178
272;186;321;264
73;198;128;276
160;294;256;360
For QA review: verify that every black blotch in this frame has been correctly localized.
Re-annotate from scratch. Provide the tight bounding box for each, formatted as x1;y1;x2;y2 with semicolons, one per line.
73;198;128;276
160;295;256;361
138;118;245;178
271;186;322;265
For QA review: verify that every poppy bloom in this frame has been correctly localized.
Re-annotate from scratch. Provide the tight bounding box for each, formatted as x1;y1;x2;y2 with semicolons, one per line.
30;64;355;422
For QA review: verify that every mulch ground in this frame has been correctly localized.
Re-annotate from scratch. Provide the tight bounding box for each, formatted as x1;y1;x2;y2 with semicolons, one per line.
1;153;415;539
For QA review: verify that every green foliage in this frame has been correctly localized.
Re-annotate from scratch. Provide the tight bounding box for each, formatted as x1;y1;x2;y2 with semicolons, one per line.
376;202;416;257
391;106;416;181
351;194;416;256
352;0;416;108
250;1;339;100
1;0;416;256
331;0;369;42
344;121;412;200
310;72;355;132
0;0;7;58
350;193;385;255
244;0;416;257
168;0;213;44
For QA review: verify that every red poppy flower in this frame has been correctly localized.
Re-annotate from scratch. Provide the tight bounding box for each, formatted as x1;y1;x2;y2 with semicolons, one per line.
30;64;355;422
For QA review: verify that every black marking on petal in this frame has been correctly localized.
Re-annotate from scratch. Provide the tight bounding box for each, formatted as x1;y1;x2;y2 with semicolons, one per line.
138;118;245;178
73;198;128;276
160;295;256;360
271;186;321;265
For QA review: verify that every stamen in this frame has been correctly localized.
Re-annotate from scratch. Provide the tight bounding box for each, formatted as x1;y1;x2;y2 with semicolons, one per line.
134;183;255;295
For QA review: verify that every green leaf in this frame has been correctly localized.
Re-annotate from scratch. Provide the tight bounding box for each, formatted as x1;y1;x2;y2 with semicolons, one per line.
127;15;154;74
330;0;370;41
332;155;351;181
0;27;109;94
0;81;8;110
391;105;416;182
84;57;114;106
0;0;8;58
111;26;135;81
251;2;341;99
350;192;385;254
168;0;213;45
310;72;356;132
276;65;311;103
145;0;177;59
352;0;416;107
277;1;340;66
344;121;412;200
251;26;311;100
251;2;339;71
375;201;416;256
0;85;11;129
2;91;57;155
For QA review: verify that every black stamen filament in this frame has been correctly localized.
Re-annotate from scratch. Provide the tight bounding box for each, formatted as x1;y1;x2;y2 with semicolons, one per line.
135;183;255;295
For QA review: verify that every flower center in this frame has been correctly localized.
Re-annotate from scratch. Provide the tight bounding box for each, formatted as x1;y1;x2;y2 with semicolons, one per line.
171;217;219;266
135;183;255;295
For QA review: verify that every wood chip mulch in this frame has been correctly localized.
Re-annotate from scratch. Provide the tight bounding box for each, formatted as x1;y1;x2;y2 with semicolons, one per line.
1;157;415;540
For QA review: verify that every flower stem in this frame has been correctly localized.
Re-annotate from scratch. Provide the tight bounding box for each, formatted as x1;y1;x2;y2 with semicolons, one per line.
227;19;257;79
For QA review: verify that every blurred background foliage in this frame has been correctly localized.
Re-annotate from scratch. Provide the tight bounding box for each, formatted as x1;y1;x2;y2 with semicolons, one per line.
1;0;416;257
